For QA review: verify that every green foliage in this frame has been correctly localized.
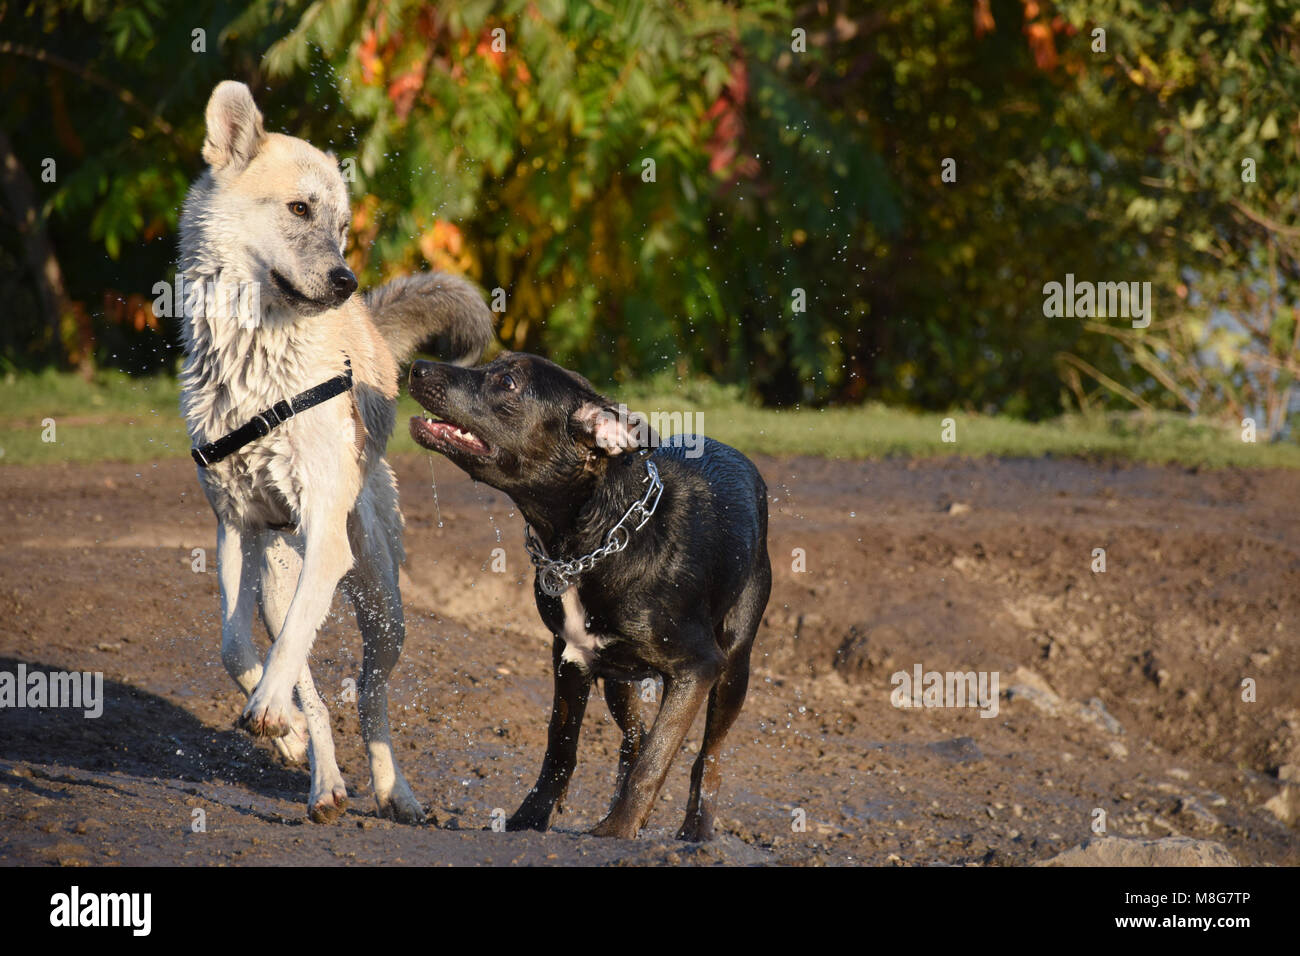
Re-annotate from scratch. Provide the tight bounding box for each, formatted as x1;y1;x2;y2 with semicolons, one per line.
1041;1;1300;435
1;0;1296;430
0;0;283;372
231;0;1125;411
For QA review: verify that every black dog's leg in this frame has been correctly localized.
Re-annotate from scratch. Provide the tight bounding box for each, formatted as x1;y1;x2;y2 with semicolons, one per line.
679;553;770;842
590;648;717;839
677;654;750;842
602;679;647;806
507;638;591;831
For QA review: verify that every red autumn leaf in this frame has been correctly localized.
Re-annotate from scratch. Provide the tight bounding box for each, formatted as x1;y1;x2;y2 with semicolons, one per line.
476;31;506;72
1025;20;1058;70
388;65;425;120
706;59;754;181
359;28;382;85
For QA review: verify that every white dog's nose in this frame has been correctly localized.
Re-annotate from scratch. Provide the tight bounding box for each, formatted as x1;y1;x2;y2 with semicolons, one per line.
328;267;357;299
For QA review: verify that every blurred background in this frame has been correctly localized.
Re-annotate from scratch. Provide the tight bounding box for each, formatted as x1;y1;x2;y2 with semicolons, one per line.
0;0;1297;437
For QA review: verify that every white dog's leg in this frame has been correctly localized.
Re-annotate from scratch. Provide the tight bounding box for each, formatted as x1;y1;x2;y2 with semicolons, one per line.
344;491;424;824
241;507;352;739
296;664;349;823
260;534;346;818
257;531;313;764
218;521;263;694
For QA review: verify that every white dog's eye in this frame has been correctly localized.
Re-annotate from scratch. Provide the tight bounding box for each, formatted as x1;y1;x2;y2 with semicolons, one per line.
287;201;310;217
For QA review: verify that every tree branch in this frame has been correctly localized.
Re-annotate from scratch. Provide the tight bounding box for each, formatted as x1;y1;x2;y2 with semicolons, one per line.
1229;198;1300;239
0;41;185;150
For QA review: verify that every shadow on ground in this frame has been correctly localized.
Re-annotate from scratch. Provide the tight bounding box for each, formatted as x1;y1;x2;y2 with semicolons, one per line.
0;657;305;802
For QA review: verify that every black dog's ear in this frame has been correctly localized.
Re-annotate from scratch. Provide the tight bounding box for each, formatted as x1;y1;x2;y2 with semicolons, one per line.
202;81;267;174
571;402;657;456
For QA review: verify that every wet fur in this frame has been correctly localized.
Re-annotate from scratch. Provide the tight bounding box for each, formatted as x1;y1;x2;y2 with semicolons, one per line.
407;353;771;840
179;81;493;824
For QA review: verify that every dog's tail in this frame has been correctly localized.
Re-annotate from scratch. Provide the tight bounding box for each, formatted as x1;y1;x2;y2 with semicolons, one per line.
363;271;495;367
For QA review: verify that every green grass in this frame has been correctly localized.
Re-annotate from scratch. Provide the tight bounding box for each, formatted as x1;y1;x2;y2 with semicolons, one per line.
2;369;1298;469
0;369;189;465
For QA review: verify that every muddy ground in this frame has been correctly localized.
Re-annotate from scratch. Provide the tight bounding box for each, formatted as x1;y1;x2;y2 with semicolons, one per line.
0;452;1297;866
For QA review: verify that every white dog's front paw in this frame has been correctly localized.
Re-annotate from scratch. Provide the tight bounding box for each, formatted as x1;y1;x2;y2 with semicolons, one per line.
239;686;297;739
309;779;349;824
376;775;425;825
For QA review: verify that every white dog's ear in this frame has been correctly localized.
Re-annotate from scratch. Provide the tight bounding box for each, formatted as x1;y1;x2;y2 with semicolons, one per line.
202;81;266;173
571;402;657;456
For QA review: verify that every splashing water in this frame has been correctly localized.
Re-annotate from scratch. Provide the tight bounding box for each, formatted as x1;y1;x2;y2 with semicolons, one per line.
427;455;443;529
476;484;503;544
426;451;503;542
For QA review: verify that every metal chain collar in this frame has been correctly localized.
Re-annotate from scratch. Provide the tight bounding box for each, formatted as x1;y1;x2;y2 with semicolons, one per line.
524;458;664;598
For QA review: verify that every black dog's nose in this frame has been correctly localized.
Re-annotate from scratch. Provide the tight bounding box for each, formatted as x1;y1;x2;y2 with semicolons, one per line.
410;360;434;379
328;267;357;299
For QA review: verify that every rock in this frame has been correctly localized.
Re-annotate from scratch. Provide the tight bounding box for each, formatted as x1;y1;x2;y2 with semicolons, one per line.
1078;697;1124;735
1007;666;1058;697
1278;764;1300;784
1175;797;1219;832
1261;787;1294;824
1035;836;1239;867
1004;667;1063;716
947;502;972;516
1005;683;1061;716
1004;672;1124;737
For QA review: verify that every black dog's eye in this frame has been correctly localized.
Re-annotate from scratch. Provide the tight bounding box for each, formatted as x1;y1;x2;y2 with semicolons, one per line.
499;373;517;391
288;201;310;218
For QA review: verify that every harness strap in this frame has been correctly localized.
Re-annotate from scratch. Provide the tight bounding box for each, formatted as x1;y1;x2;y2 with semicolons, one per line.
191;358;353;468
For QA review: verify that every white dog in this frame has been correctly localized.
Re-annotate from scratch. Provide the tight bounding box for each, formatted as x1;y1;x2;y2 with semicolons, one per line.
178;81;492;823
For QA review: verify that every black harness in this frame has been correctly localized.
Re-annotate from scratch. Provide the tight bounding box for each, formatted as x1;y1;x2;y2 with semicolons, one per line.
191;358;353;468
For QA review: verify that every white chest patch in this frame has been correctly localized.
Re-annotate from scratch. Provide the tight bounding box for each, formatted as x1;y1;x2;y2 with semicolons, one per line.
559;589;605;671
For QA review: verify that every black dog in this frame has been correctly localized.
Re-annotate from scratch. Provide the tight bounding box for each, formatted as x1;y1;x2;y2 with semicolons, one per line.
408;353;771;840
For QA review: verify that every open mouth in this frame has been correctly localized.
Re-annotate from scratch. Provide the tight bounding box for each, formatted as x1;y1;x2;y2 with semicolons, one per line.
409;414;493;458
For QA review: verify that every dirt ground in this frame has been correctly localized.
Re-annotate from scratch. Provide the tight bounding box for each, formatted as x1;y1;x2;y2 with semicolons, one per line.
1;452;1297;866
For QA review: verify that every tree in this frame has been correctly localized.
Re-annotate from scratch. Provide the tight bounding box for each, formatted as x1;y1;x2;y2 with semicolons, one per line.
1043;0;1300;435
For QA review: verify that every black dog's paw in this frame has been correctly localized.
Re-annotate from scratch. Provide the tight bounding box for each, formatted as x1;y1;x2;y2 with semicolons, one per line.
589;816;640;839
505;799;553;832
675;820;716;843
505;812;550;832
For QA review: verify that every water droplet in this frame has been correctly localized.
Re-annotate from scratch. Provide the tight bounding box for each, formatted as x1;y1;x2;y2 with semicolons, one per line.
427;455;443;528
